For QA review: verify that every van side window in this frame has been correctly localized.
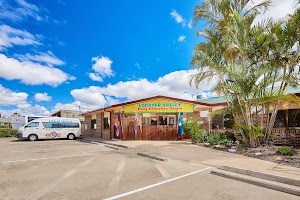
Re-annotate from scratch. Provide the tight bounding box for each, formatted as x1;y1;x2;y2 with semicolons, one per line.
43;122;80;128
42;122;53;128
64;123;79;128
27;122;39;127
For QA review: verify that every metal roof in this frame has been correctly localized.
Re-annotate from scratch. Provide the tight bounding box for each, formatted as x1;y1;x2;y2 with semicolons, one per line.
197;86;300;105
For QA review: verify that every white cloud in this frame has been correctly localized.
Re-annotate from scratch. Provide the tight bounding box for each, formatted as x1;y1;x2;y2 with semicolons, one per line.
170;9;186;26
0;0;43;22
28;104;50;116
0;54;74;87
18;104;50;116
247;0;297;24
89;55;114;82
135;63;141;69
70;69;215;109
14;51;65;66
16;0;39;11
92;56;114;77
0;85;51;117
88;73;103;82
187;20;193;29
0;104;50;117
178;35;186;42
0;84;28;106
0;69;215;116
0;25;41;50
17;103;31;109
52;101;101;113
34;92;52;102
71;87;109;107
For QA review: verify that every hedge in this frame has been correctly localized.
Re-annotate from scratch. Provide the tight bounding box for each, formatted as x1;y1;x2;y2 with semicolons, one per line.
0;128;17;137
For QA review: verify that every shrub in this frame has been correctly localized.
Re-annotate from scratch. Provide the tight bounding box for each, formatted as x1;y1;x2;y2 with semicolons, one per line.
183;117;206;143
0;128;17;137
207;133;232;146
207;133;221;145
276;146;297;156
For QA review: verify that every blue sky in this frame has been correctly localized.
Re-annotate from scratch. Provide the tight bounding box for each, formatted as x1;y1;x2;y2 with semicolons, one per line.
0;0;296;116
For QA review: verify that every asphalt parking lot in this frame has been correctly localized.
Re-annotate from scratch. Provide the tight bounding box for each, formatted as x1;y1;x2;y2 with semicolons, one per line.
0;138;299;200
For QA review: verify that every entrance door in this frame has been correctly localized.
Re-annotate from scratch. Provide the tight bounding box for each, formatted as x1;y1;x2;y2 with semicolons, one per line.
114;125;121;139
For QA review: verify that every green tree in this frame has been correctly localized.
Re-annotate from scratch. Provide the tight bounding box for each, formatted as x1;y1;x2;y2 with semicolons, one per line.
191;0;300;147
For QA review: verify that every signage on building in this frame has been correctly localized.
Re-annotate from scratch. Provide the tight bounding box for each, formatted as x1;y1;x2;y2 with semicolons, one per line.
123;98;194;113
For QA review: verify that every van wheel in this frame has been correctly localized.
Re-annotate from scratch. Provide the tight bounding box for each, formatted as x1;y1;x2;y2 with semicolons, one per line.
67;133;75;140
28;134;38;141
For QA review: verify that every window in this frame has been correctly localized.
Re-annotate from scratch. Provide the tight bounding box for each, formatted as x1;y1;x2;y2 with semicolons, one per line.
42;122;53;128
273;110;286;128
169;117;175;125
27;122;39;127
224;114;234;129
91;119;96;129
64;122;80;128
42;122;80;128
159;116;167;125
52;123;62;128
288;109;300;127
143;117;150;125
212;114;223;129
151;117;157;125
103;118;109;129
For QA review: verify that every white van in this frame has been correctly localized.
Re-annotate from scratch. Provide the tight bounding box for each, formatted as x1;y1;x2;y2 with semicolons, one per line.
16;117;81;141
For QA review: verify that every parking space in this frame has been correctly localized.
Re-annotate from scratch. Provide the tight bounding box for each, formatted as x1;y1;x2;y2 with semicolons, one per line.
0;138;299;200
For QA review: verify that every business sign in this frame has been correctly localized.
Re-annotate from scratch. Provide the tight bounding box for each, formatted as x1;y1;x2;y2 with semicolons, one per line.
123;98;194;113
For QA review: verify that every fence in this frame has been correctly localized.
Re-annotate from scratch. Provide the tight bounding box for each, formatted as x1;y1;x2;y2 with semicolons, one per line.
117;125;188;140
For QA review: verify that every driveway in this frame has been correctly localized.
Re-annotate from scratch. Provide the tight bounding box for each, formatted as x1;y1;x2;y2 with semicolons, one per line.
0;138;299;200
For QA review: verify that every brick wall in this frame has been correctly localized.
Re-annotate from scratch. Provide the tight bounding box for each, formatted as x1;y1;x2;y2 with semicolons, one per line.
84;113;109;138
84;115;92;136
184;109;210;130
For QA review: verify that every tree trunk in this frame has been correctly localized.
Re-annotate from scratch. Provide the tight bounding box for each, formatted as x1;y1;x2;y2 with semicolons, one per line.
264;100;280;143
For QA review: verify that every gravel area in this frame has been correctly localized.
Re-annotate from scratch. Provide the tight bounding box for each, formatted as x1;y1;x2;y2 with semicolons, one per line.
200;143;300;169
242;145;300;169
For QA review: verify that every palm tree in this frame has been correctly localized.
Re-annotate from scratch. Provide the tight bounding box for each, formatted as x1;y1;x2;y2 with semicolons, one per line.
191;0;300;147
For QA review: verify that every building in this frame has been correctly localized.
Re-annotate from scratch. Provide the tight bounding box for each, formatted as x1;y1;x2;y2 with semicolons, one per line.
11;113;46;130
83;87;300;145
197;87;300;145
51;110;83;121
0;117;12;128
83;95;225;140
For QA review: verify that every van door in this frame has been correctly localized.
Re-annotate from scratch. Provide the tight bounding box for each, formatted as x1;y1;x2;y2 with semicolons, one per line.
24;122;40;138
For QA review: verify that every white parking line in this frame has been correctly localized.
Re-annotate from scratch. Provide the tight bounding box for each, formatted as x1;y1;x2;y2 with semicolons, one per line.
0;153;97;164
28;156;96;200
103;167;211;200
106;159;127;196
